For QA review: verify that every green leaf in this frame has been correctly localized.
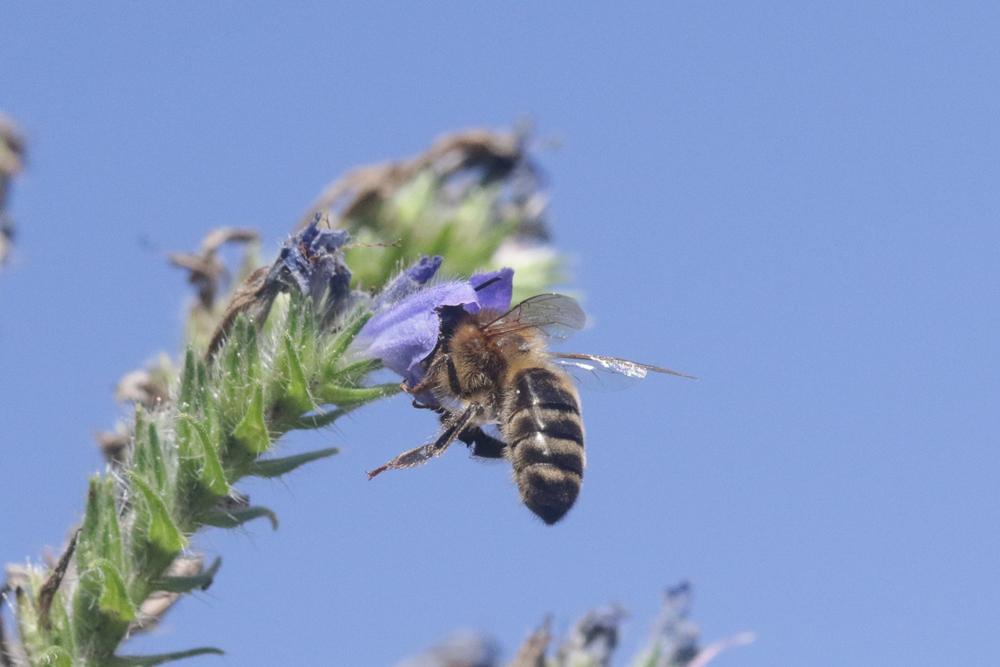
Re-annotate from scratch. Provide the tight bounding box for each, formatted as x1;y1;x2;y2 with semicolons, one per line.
130;475;186;580
147;421;167;491
153;557;222;594
93;561;134;622
221;316;246;379
246;447;339;479
45;587;77;659
176;420;210;518
191;419;229;497
178;348;198;410
279;334;313;416
327;358;381;386
242;316;261;385
78;477;105;567
73;559;135;657
14;585;45;661
134;411;168;493
78;477;124;573
196;357;209;399
231;384;270;457
323;311;372;373
32;647;73;667
202;505;278;531
219;316;264;428
110;647;225;666
319;382;400;406
287;407;348;430
200;389;224;447
176;417;229;515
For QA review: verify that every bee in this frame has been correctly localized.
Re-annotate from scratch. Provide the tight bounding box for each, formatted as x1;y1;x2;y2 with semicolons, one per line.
367;282;692;524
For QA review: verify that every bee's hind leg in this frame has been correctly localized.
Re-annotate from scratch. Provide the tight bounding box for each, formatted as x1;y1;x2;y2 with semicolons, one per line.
366;441;445;479
457;426;507;459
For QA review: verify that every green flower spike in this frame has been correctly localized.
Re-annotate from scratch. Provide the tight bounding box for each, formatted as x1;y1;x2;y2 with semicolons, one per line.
1;128;574;665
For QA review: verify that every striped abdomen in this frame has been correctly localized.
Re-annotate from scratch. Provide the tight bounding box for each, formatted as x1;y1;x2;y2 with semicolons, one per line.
503;366;585;524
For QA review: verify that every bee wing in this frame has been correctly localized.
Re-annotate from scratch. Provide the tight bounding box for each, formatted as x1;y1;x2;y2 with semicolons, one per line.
553;352;697;391
481;293;586;340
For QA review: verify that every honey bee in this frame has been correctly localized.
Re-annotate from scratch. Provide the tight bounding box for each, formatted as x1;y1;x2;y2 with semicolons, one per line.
367;282;692;524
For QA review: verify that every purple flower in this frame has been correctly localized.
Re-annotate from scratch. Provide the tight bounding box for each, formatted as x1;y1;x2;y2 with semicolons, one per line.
350;264;514;384
371;255;443;312
468;267;513;313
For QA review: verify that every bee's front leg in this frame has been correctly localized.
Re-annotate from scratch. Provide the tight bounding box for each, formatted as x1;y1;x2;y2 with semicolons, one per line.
401;353;448;396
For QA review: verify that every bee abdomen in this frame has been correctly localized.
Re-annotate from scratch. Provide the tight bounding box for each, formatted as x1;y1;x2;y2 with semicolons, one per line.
505;367;585;524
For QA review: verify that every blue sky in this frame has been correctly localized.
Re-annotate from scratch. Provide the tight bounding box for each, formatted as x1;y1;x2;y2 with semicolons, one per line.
3;3;999;665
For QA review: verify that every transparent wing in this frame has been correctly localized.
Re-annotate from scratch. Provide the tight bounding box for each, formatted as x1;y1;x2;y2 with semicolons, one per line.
554;352;697;392
482;293;586;340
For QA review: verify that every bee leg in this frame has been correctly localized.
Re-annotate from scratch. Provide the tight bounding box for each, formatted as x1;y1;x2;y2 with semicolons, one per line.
366;441;447;479
457;426;507;459
402;354;449;396
367;404;480;479
410;398;442;411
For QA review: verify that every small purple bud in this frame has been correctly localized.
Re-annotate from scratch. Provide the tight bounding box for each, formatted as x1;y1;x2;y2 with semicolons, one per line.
372;255;443;312
407;255;444;284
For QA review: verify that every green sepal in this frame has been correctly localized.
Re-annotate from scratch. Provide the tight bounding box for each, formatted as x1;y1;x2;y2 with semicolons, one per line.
31;647;74;667
191;420;229;497
196;357;209;401
230;385;270;458
219;316;262;427
220;317;243;395
293;294;318;368
153;557;222;594
175;418;230;517
178;348;197;410
275;334;313;417
110;647;225;666
246;447;339;479
177;348;207;413
199;388;224;449
78;477;124;573
202;505;278;531
327;358;381;386
133;410;168;493
321;311;372;380
44;586;77;659
319;382;400;407
72;559;135;658
286;408;348;431
14;585;45;662
130;475;186;582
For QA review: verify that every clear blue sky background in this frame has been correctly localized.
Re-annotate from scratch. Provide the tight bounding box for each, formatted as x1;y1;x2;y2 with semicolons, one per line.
2;4;998;665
